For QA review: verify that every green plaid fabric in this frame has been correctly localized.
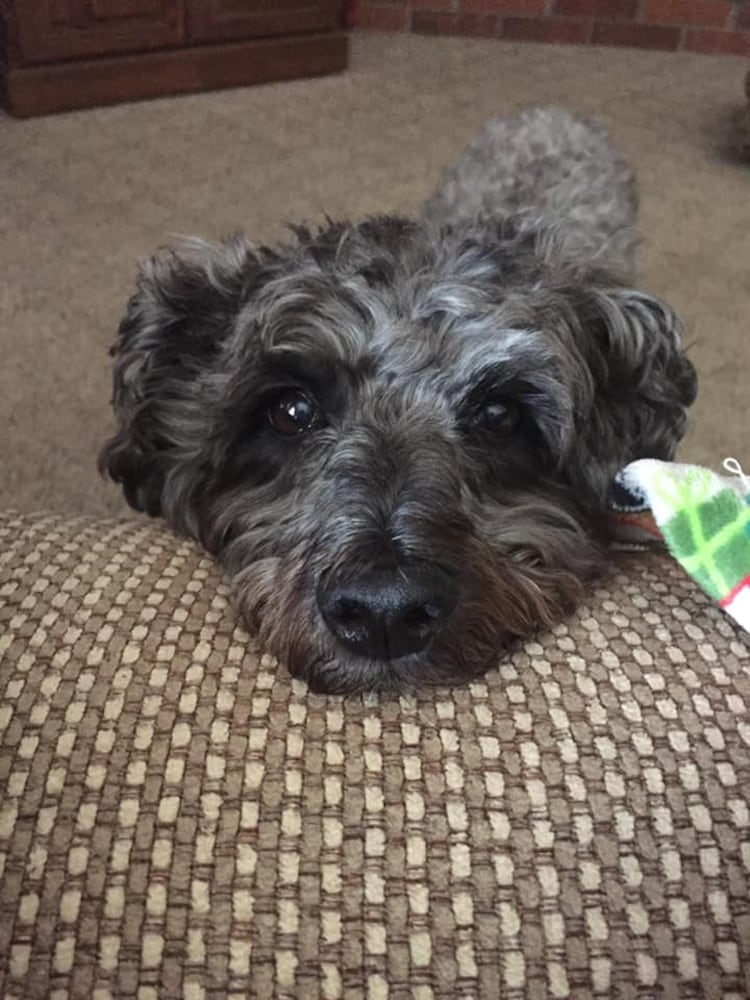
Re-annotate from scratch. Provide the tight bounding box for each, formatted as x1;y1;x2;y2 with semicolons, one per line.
612;459;750;633
665;487;750;600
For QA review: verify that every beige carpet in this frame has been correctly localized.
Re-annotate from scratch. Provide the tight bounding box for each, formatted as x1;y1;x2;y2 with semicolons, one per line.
1;33;748;517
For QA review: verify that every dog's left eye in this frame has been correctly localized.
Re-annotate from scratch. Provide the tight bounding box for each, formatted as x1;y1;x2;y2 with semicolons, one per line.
475;398;520;435
268;391;319;435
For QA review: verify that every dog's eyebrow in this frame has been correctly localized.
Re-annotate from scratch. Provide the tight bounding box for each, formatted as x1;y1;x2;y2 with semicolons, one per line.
451;332;568;402
257;348;372;414
458;362;559;401
258;347;339;391
457;329;558;377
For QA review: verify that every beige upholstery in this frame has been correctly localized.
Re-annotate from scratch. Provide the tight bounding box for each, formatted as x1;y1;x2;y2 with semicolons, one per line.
1;512;749;999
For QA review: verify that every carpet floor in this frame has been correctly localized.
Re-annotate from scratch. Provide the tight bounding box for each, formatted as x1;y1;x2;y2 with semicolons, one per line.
1;33;748;516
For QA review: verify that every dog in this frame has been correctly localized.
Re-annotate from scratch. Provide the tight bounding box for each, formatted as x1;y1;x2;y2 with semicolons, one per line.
100;107;697;694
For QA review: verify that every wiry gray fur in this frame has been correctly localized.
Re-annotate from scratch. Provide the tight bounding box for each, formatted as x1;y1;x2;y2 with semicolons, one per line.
424;107;639;278
100;107;697;693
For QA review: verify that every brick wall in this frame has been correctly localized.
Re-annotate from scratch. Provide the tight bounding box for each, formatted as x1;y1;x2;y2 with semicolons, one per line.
347;1;750;56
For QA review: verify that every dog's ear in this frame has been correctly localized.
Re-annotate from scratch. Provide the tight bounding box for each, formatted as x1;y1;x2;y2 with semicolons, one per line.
99;236;263;518
570;287;697;501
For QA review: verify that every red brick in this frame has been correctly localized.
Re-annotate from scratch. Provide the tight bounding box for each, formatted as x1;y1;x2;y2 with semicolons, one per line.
553;0;595;12
352;5;409;30
501;15;593;42
592;21;682;47
412;11;501;35
412;0;454;9
643;0;731;28
684;27;750;54
553;0;637;18
734;4;750;30
461;0;546;13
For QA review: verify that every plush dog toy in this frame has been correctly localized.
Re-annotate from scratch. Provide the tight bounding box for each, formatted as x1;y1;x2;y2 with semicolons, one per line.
611;458;750;633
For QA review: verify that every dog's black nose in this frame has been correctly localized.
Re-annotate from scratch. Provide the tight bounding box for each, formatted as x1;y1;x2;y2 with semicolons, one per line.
317;562;457;661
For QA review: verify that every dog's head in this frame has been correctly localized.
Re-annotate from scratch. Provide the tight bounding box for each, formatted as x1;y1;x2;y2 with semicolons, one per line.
100;217;696;692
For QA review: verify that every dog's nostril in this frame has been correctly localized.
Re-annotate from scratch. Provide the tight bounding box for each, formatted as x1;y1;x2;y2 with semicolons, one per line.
334;599;368;626
402;604;440;631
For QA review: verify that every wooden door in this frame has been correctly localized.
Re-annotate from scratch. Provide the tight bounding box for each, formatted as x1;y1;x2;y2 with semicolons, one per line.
11;0;183;64
187;0;341;44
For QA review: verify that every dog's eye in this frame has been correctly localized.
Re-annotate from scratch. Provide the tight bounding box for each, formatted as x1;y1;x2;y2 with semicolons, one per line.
268;391;318;436
475;398;520;435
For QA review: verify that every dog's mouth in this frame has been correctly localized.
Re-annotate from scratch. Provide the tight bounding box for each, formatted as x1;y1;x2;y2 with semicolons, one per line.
296;633;508;695
232;537;601;694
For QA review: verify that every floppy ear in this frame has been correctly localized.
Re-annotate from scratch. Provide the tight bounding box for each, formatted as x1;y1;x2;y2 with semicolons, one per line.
571;287;698;501
99;236;262;519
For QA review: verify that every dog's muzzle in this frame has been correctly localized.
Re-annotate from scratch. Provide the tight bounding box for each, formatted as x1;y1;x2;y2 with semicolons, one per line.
316;559;458;661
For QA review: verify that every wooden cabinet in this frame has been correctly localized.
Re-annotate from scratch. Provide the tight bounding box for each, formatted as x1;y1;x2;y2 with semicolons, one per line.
188;1;340;44
1;0;347;117
10;1;183;63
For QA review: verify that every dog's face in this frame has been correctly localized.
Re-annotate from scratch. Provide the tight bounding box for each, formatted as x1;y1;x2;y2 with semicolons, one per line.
101;218;696;692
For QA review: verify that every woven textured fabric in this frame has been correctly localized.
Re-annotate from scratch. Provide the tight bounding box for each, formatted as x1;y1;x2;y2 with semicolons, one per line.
1;512;750;1000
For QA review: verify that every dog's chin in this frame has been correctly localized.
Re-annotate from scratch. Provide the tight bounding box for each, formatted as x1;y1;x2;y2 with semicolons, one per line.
287;641;504;696
256;639;501;696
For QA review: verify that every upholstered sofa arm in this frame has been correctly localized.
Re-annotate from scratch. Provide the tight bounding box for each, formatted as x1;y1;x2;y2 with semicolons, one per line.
1;512;749;998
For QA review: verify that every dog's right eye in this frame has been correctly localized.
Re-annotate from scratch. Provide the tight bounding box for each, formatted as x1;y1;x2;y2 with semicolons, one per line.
268;391;319;436
474;397;520;436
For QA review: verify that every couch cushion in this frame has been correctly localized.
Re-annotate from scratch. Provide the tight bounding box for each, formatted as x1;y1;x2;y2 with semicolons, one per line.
1;512;749;999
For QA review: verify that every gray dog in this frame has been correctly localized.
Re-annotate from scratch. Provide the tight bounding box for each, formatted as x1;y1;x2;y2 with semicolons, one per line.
100;107;697;694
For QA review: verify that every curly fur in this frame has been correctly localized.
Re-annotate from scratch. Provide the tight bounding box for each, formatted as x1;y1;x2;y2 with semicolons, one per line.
424;107;640;277
100;107;697;693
